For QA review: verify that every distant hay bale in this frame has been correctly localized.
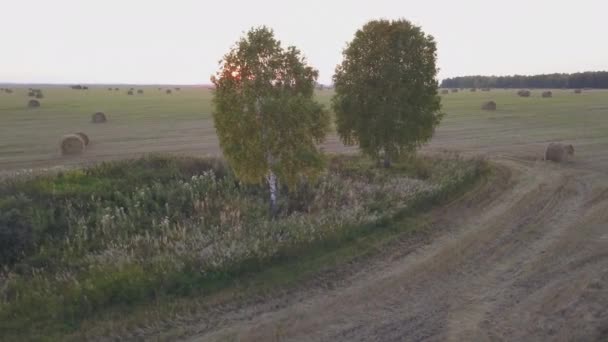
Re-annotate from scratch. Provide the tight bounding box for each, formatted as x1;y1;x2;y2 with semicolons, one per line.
175;87;181;91
481;87;491;92
108;87;113;91
127;90;134;95
517;90;531;97
75;132;90;146
83;86;89;90
27;99;40;108
542;91;553;98
441;89;449;95
470;88;477;92
166;89;172;94
60;134;86;155
545;143;574;162
5;89;12;94
35;93;44;99
574;89;582;94
451;88;459;93
91;112;107;123
114;88;119;91
28;91;36;97
137;89;144;94
481;101;497;111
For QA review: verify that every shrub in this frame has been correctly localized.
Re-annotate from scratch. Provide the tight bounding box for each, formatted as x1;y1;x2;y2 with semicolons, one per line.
0;204;34;265
27;99;40;108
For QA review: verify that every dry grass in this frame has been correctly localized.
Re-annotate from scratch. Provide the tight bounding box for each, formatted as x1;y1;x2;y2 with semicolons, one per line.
91;112;107;123
2;87;608;172
60;134;86;155
481;101;497;111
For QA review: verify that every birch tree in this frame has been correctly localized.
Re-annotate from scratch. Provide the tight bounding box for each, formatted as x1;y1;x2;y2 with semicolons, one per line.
332;19;443;167
211;27;329;216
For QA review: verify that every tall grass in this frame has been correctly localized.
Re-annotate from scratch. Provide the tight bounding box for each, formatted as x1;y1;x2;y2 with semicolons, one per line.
0;153;487;340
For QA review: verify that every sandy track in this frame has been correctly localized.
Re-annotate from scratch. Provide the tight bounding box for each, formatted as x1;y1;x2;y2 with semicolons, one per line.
174;155;608;342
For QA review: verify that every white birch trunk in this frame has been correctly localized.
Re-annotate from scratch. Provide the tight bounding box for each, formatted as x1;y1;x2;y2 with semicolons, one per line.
256;98;279;217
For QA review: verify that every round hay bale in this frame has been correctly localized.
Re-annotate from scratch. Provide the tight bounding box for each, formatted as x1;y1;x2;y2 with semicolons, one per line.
451;88;459;93
75;132;90;146
545;143;574;162
441;89;449;95
60;134;85;155
35;93;44;99
470;88;477;92
127;90;134;95
114;88;119;91
517;90;531;97
574;89;582;94
481;87;491;92
91;112;107;123
28;99;40;108
481;101;497;111
166;89;172;94
137;89;144;94
5;89;13;94
542;91;553;98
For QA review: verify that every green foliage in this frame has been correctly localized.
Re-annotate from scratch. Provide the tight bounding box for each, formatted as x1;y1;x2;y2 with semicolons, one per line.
332;19;443;165
0;154;486;340
211;26;330;188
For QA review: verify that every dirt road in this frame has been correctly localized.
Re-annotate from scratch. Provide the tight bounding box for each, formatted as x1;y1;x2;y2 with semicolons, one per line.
174;154;608;341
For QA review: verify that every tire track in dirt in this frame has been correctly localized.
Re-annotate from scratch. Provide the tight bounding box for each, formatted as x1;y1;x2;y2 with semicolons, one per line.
174;157;608;342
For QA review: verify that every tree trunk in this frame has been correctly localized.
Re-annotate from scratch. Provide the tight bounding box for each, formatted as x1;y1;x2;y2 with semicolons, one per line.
266;170;278;218
383;153;391;168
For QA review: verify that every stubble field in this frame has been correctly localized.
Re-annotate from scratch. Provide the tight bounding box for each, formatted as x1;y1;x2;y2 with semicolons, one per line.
1;86;607;171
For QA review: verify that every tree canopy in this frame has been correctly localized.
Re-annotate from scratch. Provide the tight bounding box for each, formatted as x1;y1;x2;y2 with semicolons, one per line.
211;26;329;213
332;19;443;167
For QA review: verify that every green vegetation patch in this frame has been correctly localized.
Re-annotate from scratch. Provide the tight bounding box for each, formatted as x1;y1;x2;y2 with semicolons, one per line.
0;154;487;340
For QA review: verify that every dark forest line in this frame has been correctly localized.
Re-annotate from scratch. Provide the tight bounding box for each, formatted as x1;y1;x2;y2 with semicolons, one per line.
441;71;608;89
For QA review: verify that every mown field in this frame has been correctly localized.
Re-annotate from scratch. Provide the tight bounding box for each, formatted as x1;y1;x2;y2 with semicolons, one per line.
1;85;608;340
1;86;607;172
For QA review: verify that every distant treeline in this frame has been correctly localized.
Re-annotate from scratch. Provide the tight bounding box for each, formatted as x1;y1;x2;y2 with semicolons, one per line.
441;71;608;89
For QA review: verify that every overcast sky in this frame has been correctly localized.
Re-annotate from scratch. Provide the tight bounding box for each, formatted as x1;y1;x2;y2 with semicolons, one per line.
1;0;606;84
